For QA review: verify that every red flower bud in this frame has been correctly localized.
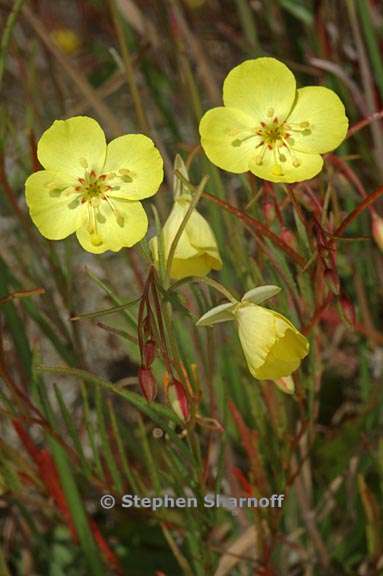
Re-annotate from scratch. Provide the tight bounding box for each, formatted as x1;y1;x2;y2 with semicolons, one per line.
339;294;356;327
143;339;156;367
280;227;297;250
167;379;189;421
138;367;157;402
263;202;275;223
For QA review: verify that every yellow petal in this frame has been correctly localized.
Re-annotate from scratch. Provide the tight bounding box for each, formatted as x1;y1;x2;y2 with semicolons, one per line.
286;87;348;153
236;304;308;380
104;134;163;201
164;201;198;259
150;198;222;279
186;209;223;266
199;107;258;173
171;254;214;280
25;170;86;240
37;116;107;179
223;58;296;123
249;148;323;183
76;198;148;254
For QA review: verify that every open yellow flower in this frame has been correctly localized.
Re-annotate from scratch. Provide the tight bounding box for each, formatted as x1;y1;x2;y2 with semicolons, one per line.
150;195;222;280
197;285;309;381
25;116;163;253
235;302;309;380
199;58;348;183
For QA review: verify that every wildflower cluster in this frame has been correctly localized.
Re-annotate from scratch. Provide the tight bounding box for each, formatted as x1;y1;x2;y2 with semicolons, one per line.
24;57;348;388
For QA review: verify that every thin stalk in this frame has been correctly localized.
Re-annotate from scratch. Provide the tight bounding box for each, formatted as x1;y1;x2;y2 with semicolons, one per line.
169;275;239;304
108;0;149;133
0;0;25;92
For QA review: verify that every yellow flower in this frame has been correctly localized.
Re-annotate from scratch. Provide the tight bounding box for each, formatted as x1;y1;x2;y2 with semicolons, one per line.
150;155;222;280
25;116;163;253
199;58;348;183
51;28;81;55
235;302;309;380
150;195;222;280
197;285;309;380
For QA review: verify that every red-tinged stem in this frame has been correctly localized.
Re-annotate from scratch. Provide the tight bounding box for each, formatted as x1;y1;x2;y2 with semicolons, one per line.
12;420;78;541
13;420;123;574
203;191;306;267
327;154;368;199
302;292;334;335
334;186;383;237
89;519;124;576
347;109;383;138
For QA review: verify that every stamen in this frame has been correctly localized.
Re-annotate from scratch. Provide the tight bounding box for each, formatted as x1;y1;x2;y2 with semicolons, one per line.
231;133;258;147
255;142;267;165
272;146;283;176
87;202;102;246
79;158;88;169
281;137;301;169
267;108;274;118
104;195;125;227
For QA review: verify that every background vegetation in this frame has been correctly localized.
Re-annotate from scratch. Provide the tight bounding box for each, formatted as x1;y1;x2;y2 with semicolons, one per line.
1;0;383;574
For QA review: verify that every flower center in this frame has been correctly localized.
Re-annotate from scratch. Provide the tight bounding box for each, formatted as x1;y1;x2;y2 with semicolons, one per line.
231;109;312;177
72;159;130;246
75;170;112;201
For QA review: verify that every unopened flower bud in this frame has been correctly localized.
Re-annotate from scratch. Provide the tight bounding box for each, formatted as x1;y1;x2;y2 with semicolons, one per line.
280;228;297;250
138;367;157;402
167;380;189;421
263;202;275;223
339;294;356;327
143;339;156;367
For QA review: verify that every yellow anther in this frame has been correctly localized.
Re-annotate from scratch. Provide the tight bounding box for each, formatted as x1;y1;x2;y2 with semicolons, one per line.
267;108;274;118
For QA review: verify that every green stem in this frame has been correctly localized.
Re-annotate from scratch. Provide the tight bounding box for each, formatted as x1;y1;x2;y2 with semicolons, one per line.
108;0;149;133
0;0;25;93
169;275;239;304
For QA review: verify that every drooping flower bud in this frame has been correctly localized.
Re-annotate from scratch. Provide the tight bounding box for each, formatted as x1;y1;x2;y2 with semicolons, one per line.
149;156;222;280
235;302;309;380
138;367;157;402
280;227;297;251
339;293;356;327
167;380;189;421
143;339;156;368
263;202;275;223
